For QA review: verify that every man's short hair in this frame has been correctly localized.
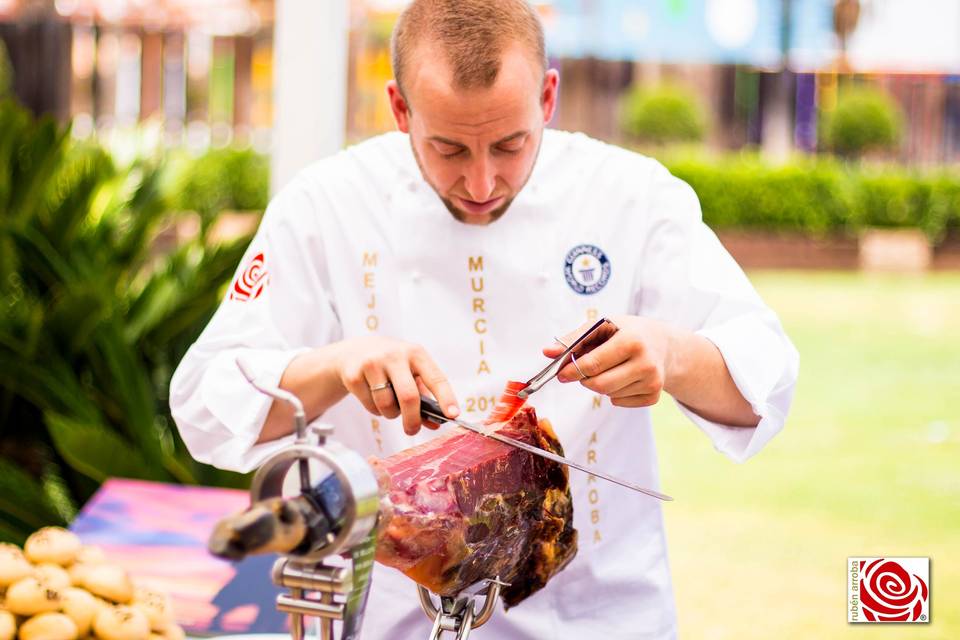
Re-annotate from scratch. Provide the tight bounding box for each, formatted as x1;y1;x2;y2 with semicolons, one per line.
391;0;547;97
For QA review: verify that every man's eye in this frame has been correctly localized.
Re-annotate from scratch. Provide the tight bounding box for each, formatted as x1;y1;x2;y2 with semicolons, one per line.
496;142;524;154
435;144;465;158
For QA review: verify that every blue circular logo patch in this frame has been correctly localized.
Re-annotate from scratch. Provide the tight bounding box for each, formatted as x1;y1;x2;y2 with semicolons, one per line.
564;244;611;295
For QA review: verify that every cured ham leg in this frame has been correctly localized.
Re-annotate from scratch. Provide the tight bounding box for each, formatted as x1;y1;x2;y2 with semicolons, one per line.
372;403;577;607
208;388;577;609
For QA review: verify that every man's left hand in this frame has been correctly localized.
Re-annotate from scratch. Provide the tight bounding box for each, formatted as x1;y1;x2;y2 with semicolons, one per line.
543;315;676;408
544;315;760;426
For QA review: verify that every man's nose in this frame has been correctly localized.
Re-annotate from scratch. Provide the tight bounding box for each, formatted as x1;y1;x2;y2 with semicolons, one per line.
463;156;496;202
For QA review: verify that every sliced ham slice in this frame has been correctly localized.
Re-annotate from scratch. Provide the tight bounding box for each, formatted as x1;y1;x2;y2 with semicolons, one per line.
483;380;528;424
371;403;577;608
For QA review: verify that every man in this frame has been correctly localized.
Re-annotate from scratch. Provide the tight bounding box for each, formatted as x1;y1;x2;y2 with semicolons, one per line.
171;0;799;637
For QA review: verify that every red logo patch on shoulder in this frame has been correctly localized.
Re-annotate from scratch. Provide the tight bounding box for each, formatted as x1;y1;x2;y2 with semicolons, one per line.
229;252;268;301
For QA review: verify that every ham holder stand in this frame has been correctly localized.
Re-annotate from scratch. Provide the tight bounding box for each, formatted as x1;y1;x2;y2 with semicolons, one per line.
235;358;503;640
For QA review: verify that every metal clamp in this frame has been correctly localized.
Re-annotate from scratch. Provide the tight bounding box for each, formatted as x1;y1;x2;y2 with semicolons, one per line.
249;441;379;561
237;357;380;640
418;578;507;640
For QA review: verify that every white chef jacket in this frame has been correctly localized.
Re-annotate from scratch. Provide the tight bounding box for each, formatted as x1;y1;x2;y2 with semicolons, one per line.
170;129;799;639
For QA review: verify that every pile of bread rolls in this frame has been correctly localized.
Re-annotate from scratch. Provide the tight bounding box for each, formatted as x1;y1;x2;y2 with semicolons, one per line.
0;527;186;640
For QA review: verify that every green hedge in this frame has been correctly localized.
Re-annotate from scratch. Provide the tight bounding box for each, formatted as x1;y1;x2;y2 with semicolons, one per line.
665;155;960;242
621;84;706;145
820;88;903;157
166;144;960;243
172;147;269;224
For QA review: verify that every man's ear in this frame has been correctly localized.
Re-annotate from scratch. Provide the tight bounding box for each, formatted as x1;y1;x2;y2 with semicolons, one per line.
387;80;411;133
540;69;559;125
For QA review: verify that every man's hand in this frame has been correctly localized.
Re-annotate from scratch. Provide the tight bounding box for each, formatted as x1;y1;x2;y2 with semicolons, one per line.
544;316;672;408
545;315;759;426
332;335;459;435
258;336;459;443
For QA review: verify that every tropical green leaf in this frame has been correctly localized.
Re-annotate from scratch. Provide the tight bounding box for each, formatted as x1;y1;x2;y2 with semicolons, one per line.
8;113;68;222
0;517;28;544
0;455;65;528
41;458;79;522
0;350;101;422
0;100;256;527
89;322;165;466
47;287;110;356
124;276;182;344
45;413;169;483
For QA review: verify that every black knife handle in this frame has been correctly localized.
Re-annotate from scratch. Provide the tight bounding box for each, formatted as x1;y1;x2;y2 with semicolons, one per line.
418;395;447;424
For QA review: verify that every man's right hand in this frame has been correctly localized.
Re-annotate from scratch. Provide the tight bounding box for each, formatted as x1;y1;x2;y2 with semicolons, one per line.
332;335;459;435
257;336;459;444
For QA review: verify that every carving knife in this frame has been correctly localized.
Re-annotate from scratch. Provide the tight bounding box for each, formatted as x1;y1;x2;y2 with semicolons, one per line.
419;396;673;502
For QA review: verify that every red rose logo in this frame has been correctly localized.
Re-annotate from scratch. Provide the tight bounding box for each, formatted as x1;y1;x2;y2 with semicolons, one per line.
860;558;929;622
229;252;268;301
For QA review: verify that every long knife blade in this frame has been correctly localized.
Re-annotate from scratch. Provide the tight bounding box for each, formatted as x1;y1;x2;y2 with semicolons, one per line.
420;398;673;502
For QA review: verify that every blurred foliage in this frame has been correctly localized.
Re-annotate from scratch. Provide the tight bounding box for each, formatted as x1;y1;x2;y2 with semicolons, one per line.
621;84;706;145
0;40;11;98
172;146;269;226
0;100;252;543
666;154;960;242
819;87;903;158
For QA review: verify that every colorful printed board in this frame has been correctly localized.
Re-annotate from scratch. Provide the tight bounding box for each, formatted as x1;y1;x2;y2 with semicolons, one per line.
70;478;287;636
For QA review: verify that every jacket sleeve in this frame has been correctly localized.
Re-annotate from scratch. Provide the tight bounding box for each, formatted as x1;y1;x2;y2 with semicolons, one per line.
169;175;342;472
631;162;800;463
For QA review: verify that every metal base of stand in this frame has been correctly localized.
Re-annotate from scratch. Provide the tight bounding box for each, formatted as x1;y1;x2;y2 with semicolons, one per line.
272;558;352;640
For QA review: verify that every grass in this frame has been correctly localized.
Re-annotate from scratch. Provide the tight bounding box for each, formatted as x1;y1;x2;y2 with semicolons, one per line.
654;271;960;638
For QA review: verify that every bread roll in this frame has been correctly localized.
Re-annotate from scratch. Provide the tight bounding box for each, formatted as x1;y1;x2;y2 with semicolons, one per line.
0;609;15;640
0;544;33;587
34;563;72;589
74;546;106;566
60;587;99;636
24;528;82;566
68;547;108;589
18;612;78;640
80;566;133;604
131;588;172;632
157;624;185;640
92;605;150;640
4;576;61;616
145;623;185;640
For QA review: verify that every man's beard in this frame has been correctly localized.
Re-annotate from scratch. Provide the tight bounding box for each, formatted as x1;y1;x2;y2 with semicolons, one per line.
438;193;514;225
408;137;541;225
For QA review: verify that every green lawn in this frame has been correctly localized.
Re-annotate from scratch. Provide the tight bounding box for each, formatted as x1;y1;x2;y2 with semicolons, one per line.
654;271;960;638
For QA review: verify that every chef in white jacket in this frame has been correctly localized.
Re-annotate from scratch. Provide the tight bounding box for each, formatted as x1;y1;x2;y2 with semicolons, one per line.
170;0;799;637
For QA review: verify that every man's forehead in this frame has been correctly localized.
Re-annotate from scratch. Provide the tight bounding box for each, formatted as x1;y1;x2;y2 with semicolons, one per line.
405;44;542;137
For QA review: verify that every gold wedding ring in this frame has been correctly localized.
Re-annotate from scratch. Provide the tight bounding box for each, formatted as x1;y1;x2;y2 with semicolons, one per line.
369;381;393;392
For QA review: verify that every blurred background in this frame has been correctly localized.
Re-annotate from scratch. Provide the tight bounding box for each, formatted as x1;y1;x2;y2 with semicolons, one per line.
0;0;956;638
